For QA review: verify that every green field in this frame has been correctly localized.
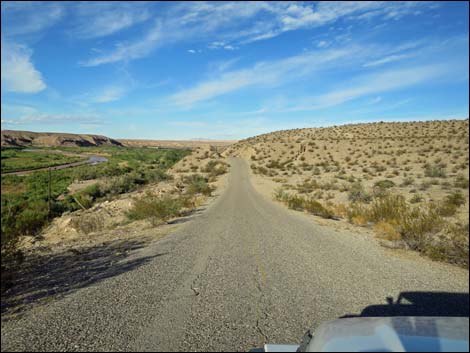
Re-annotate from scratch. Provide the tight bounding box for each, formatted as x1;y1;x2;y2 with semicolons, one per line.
1;147;190;248
1;148;86;173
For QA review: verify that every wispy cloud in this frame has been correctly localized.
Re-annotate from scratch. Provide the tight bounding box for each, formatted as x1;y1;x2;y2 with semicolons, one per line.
71;2;151;39
2;113;105;126
80;21;163;66
283;64;449;111
170;46;363;106
82;1;436;66
1;40;46;93
363;53;413;67
1;1;64;36
92;85;128;103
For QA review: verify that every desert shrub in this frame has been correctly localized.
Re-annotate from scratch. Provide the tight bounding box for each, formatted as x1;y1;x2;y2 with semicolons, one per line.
203;160;228;178
454;174;469;189
346;202;370;223
70;213;104;234
425;223;468;267
374;221;402;241
273;188;289;202
368;194;407;223
128;194;184;225
73;193;94;209
397;205;444;251
424;163;447;178
374;180;396;189
14;200;49;236
143;168;170;183
287;195;305;211
348;182;372;203
445;191;466;207
184;174;212;196
401;177;415;187
410;194;424;204
304;199;334;219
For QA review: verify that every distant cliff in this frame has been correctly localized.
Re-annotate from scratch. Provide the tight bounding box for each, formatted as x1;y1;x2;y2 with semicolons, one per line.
1;130;123;147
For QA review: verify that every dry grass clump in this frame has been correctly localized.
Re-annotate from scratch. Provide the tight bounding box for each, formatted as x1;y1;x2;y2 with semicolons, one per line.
345;193;467;267
127;193;186;226
274;188;334;219
70;213;105;234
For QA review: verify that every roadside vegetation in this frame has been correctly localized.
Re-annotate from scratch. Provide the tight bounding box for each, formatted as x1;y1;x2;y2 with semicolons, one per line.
127;174;213;225
1;147;85;173
1;147;190;253
228;119;469;267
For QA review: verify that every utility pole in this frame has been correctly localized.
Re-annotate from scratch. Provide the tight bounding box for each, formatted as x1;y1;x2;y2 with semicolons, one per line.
48;167;52;217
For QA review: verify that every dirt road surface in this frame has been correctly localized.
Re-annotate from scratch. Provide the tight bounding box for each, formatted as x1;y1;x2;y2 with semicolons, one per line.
1;158;468;351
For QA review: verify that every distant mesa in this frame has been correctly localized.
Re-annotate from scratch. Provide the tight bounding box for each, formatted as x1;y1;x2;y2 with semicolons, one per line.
1;130;123;148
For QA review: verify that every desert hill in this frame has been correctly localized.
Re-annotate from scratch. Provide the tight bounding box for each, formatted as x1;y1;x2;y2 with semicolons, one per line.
1;130;123;148
226;118;469;225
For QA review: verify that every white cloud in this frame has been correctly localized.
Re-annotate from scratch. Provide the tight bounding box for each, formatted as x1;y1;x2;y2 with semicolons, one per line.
187;49;196;54
1;41;46;93
2;113;105;125
285;64;448;111
80;21;163;66
170;46;363;106
1;1;64;36
82;1;436;66
363;53;412;67
71;2;151;39
369;96;382;105
92;85;127;103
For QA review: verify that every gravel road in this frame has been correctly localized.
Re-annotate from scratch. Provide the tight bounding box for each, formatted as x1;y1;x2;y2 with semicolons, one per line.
1;157;468;352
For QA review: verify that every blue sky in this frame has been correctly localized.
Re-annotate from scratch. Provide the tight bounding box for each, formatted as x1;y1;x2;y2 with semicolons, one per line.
1;1;469;140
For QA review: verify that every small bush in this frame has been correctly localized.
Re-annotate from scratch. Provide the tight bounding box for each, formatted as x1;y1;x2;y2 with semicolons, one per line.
454;174;469;189
348;182;372;203
424;164;447;178
70;213;104;234
374;221;402;241
410;194;424;204
374;180;396;189
445;191;466;207
368;194;407;223
128;194;184;225
287;195;305;211
273;188;289;202
203;160;228;178
14;202;49;236
184;174;212;196
304;199;334;219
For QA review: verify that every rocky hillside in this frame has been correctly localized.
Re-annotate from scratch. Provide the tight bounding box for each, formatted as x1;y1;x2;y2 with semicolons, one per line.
226;119;469;266
1;130;123;148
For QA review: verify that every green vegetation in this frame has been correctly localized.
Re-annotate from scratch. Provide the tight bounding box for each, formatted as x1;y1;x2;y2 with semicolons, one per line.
127;193;185;226
127;172;214;225
184;174;212;196
1;148;85;173
424;163;447;178
202;160;228;180
1;147;190;250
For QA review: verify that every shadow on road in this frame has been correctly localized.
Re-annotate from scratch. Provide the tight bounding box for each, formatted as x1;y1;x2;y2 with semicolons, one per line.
342;291;469;318
1;239;165;317
168;207;206;225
